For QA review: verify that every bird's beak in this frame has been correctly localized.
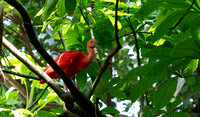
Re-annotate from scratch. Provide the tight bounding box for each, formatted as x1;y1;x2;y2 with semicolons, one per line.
94;43;103;53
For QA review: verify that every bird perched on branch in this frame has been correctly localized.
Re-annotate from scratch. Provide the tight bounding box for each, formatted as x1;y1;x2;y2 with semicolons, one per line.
40;39;100;84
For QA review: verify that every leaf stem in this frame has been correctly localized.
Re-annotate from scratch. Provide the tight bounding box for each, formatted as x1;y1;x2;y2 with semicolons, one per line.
28;85;49;110
2;70;40;80
58;30;68;51
170;0;195;30
125;14;143;115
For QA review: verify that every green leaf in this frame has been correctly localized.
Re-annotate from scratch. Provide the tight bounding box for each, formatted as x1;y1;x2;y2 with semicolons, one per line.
37;111;56;117
123;63;151;79
191;15;200;40
108;15;122;29
153;77;178;110
62;24;71;35
101;107;120;115
38;91;57;105
172;39;200;58
0;96;7;105
65;38;82;49
178;11;198;31
154;10;184;40
107;77;120;87
6;99;19;105
135;0;187;18
37;92;58;113
130;74;167;102
86;62;99;81
0;109;14;117
16;109;33;116
93;18;114;50
142;47;173;59
143;109;154;117
35;7;44;17
101;70;111;88
42;0;58;21
50;107;63;114
104;10;131;16
52;18;70;33
193;78;200;92
77;69;87;89
143;39;200;59
65;0;76;14
169;112;190;117
128;58;178;102
57;0;67;17
108;89;126;99
6;90;18;100
166;99;182;112
186;59;199;72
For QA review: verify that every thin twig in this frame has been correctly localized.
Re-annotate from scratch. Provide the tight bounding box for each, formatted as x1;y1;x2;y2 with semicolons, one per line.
28;85;49;110
170;0;195;30
135;22;145;33
79;6;102;66
88;0;122;98
79;6;94;39
2;70;40;80
125;13;143;114
58;30;68;51
79;6;91;29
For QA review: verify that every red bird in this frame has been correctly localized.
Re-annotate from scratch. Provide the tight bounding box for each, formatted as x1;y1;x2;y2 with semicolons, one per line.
40;39;99;84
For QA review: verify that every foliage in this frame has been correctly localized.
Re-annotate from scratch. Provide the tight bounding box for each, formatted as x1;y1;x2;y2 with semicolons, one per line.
1;0;200;116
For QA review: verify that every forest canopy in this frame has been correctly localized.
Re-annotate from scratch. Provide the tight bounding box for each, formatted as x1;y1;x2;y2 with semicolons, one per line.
0;0;200;117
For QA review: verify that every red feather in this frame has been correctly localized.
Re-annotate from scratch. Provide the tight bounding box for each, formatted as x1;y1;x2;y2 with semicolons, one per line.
40;39;96;84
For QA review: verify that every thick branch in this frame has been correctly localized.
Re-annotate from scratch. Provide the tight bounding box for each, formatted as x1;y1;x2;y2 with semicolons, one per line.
3;37;87;116
2;37;65;98
114;0;120;47
88;0;122;98
4;0;104;116
0;4;4;49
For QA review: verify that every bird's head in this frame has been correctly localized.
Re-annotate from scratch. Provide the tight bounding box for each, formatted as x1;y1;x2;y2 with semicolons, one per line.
87;39;97;48
87;39;103;53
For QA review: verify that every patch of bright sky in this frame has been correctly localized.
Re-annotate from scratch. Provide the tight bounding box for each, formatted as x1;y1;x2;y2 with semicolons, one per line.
114;98;139;117
100;98;139;117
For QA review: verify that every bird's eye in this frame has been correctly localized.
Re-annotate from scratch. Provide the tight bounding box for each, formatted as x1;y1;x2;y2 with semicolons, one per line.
91;41;93;43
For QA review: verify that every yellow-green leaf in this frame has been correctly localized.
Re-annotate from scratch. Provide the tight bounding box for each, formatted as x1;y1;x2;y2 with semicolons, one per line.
108;15;122;29
16;109;33;115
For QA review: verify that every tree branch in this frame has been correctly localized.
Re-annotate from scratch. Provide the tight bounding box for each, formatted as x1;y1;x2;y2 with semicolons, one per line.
2;37;64;100
4;0;104;116
125;14;143;115
88;0;122;98
170;0;195;30
2;37;87;116
58;30;68;51
0;4;5;49
3;70;40;80
79;6;102;66
28;85;49;110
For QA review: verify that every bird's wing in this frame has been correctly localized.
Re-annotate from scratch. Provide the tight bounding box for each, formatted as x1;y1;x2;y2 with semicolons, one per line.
43;50;83;78
55;50;81;69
